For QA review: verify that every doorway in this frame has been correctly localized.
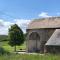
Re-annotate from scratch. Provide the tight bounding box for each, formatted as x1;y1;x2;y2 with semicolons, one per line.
29;32;40;52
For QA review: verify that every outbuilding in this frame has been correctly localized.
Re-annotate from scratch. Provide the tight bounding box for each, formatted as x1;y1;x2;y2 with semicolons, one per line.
26;17;60;53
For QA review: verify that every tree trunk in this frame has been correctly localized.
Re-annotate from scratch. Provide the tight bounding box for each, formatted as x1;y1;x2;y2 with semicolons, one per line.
14;45;16;52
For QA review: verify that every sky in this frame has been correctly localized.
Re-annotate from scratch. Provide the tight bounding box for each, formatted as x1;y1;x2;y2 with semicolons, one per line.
0;0;60;35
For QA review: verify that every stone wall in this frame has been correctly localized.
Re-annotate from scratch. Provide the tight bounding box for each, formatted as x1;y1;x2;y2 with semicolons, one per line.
26;28;55;53
45;46;60;53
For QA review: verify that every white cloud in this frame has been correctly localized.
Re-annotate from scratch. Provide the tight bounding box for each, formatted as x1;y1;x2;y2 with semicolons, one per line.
14;19;31;33
38;12;52;18
0;27;8;35
0;20;14;35
0;19;31;35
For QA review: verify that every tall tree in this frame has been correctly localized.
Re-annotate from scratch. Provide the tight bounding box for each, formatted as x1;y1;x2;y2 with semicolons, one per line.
8;24;24;52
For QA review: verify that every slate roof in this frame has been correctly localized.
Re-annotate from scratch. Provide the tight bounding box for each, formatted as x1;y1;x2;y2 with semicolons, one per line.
45;29;60;46
27;17;60;29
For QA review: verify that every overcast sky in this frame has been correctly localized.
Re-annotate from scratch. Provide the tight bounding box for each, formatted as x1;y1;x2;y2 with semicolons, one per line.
0;0;60;35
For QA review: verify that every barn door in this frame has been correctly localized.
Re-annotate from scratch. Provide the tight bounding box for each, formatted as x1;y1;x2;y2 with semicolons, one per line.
29;32;40;52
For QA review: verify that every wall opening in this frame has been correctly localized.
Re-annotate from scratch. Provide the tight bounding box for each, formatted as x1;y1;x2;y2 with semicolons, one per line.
29;32;40;52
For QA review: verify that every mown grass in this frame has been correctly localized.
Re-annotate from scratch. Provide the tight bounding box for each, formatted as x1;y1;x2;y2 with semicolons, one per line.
0;41;26;52
0;41;60;60
0;54;60;60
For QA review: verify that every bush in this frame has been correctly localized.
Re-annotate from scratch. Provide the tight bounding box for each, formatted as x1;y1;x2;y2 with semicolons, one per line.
0;47;10;55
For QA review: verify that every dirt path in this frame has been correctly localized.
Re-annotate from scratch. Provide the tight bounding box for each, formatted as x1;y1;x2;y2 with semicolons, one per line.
16;52;44;55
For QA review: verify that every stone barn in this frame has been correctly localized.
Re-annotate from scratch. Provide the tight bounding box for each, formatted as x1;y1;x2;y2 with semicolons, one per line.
26;17;60;53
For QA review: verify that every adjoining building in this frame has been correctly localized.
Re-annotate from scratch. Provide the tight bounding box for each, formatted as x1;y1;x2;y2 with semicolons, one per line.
26;17;60;53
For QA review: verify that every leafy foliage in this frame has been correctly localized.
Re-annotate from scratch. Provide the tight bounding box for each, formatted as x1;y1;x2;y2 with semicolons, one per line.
8;24;25;51
0;47;9;55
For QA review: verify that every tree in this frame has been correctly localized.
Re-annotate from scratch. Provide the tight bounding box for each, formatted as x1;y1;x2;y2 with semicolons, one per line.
8;24;24;52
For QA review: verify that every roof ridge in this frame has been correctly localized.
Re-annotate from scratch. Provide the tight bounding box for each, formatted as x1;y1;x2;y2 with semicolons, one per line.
33;16;60;21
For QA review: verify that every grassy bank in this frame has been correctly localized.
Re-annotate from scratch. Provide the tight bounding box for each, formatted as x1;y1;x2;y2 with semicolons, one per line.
0;41;26;52
0;54;60;60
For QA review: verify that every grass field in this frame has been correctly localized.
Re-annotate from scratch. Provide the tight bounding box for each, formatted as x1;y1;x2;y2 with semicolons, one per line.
0;41;26;52
0;54;60;60
0;41;60;60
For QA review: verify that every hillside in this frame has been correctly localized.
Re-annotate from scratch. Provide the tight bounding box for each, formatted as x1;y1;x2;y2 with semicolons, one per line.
0;35;8;41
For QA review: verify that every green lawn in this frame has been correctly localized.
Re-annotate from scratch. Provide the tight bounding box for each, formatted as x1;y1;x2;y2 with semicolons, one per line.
0;41;60;60
0;41;26;52
0;54;60;60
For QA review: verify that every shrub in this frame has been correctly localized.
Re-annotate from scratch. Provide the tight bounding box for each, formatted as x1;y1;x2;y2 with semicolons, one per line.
0;47;10;55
